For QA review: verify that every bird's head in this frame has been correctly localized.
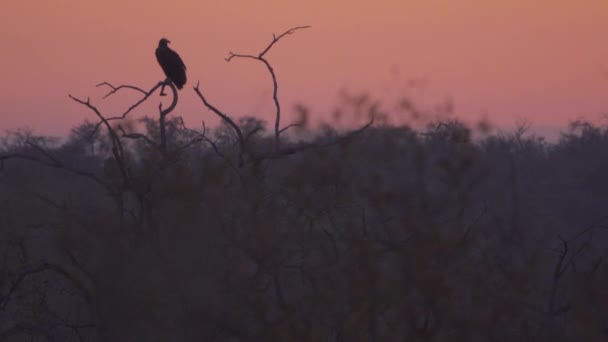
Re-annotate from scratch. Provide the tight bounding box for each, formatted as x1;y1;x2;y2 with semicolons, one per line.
158;38;171;47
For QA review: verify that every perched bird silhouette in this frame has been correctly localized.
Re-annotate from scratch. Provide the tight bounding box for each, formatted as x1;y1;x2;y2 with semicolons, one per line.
155;38;187;90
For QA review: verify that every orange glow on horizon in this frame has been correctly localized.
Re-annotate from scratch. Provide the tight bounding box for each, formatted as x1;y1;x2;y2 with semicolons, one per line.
1;0;608;136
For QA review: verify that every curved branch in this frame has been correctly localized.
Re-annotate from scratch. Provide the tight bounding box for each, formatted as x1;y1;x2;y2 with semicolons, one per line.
159;81;178;152
68;95;129;184
97;81;165;123
159;81;178;119
96;81;148;98
193;81;245;165
278;122;303;135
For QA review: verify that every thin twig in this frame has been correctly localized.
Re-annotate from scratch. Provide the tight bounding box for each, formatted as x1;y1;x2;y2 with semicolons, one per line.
278;122;303;134
96;81;148;98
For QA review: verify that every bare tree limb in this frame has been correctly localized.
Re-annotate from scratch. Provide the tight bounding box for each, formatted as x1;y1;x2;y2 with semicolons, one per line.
278;122;303;135
118;126;157;148
190;120;240;173
259;26;311;59
251;116;374;163
244;126;265;145
96;81;148;98
96;81;165;124
68;95;130;184
173;117;207;152
193;81;245;165
226;25;311;151
97;80;178;153
159;82;178;152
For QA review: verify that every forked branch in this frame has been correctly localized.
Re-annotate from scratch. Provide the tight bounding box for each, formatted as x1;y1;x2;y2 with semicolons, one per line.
226;25;311;151
96;80;178;153
194;25;377;167
96;81;165;123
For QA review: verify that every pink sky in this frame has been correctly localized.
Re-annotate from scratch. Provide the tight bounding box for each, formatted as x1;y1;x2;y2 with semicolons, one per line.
1;0;608;137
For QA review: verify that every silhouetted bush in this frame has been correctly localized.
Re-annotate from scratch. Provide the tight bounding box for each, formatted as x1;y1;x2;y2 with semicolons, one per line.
1;114;608;341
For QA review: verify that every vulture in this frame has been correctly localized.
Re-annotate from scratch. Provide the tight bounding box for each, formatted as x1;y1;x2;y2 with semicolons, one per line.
155;38;187;90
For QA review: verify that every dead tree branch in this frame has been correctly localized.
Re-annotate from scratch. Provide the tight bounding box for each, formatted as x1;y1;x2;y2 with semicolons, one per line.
96;81;164;123
278;122;303;135
158;81;178;152
118;126;157;148
194;25;374;167
68;95;130;185
173;118;207;152
193;81;245;165
97;80;178;153
97;81;148;98
226;25;311;151
251;117;374;163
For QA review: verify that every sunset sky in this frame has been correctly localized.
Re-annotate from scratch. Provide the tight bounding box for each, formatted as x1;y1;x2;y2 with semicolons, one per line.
1;0;607;137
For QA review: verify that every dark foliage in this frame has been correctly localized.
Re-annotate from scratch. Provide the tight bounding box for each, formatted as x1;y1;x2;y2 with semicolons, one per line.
1;115;607;341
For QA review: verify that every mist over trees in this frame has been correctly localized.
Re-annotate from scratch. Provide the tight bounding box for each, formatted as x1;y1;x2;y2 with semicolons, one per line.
1;27;607;341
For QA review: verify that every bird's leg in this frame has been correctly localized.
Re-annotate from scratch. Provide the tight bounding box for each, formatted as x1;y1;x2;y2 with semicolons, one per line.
160;79;169;96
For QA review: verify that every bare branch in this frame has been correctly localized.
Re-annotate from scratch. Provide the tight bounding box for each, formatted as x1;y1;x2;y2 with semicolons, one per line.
193;81;245;165
226;25;311;151
224;53;258;63
99;81;165;124
172;117;207;152
278;122;303;135
244;126;264;144
251;117;374;163
158;82;178;152
118;126;157;148
159;81;178;120
68;95;130;184
96;81;148;98
258;25;311;59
